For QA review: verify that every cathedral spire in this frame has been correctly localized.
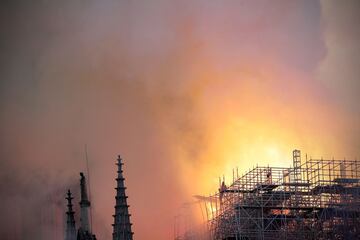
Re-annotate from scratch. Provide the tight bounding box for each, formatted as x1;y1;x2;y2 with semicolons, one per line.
65;190;76;240
79;172;91;233
112;155;133;240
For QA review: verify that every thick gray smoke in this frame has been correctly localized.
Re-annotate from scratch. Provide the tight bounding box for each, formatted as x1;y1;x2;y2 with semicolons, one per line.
0;1;359;240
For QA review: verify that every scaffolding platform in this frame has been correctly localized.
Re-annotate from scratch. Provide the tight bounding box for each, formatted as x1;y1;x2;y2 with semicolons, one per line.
205;150;360;240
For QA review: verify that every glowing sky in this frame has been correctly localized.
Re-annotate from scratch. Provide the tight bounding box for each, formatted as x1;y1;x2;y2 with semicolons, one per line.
0;1;359;239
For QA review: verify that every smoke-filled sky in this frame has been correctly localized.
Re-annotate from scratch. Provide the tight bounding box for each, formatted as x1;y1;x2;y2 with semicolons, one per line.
0;1;359;239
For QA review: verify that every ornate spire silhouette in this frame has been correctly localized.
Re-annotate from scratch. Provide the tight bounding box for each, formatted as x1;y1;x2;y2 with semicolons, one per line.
112;155;133;240
65;190;77;240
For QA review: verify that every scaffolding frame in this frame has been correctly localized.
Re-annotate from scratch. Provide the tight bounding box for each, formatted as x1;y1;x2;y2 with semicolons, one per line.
207;150;360;240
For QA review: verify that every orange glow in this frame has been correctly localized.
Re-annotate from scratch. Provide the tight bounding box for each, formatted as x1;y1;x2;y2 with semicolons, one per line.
172;64;358;226
2;2;359;239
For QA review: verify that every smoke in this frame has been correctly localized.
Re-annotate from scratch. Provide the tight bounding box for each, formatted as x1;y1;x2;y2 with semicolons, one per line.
0;1;359;239
318;0;360;114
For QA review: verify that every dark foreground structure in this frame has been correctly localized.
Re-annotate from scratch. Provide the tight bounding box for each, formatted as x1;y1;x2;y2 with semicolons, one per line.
64;155;133;240
207;150;360;240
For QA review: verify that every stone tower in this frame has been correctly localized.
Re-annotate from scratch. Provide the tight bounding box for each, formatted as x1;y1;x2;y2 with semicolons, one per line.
112;155;133;240
79;172;91;233
77;172;96;240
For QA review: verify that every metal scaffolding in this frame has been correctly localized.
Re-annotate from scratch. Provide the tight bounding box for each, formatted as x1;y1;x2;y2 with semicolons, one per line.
206;150;360;240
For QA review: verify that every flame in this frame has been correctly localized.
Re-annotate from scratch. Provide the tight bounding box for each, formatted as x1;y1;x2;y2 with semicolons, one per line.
174;64;358;228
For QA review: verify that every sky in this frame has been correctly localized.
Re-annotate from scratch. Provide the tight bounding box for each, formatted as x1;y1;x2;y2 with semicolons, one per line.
0;1;359;239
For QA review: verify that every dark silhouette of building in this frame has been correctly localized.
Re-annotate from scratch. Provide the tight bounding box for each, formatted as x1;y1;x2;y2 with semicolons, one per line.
65;190;76;240
64;155;133;240
64;173;96;240
112;155;133;240
77;172;96;240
